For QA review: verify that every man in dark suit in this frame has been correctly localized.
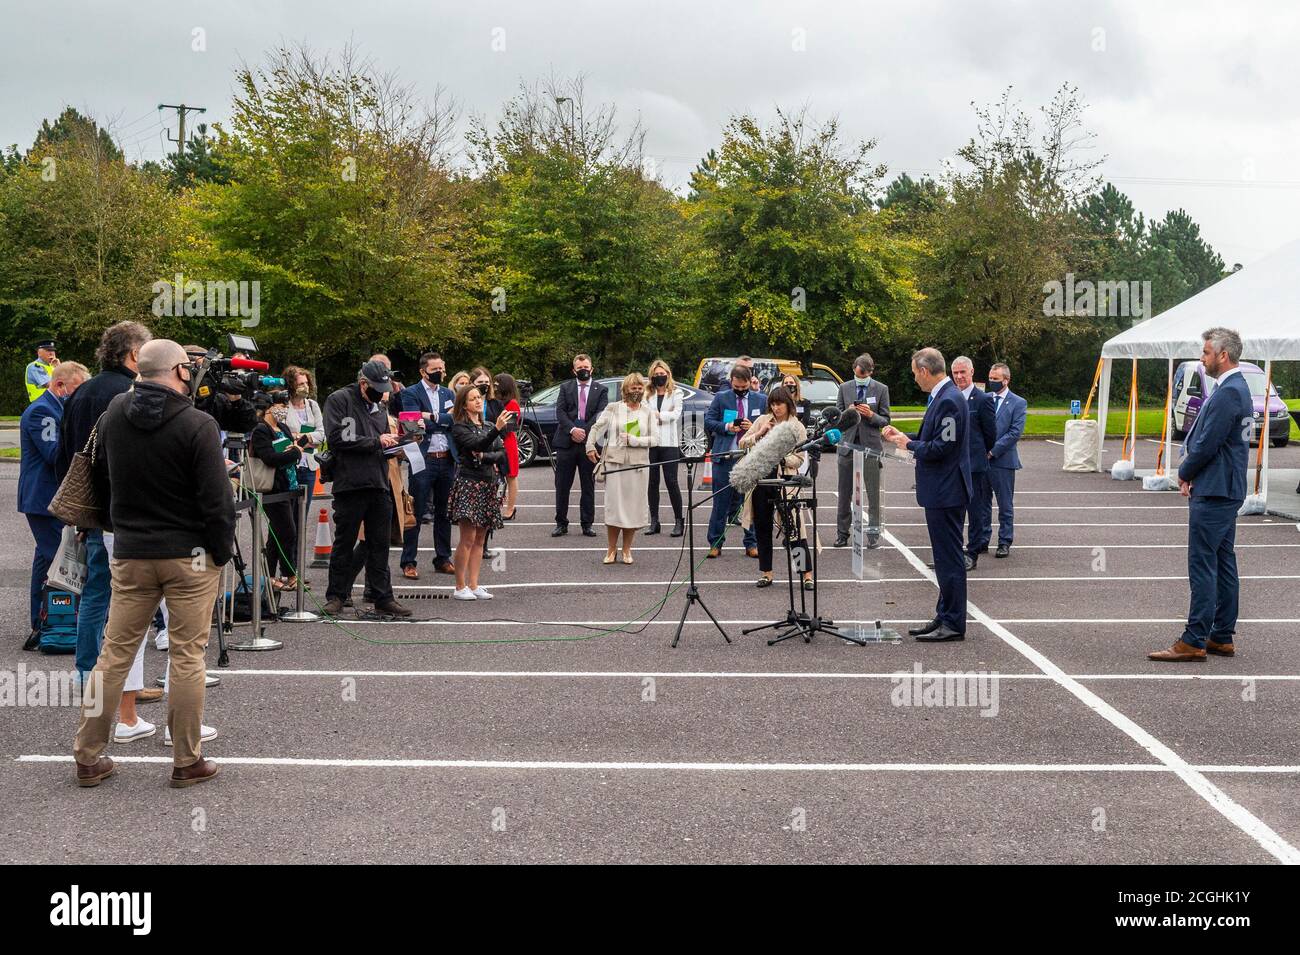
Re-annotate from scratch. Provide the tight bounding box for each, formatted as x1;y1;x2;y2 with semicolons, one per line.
18;361;89;647
1151;328;1252;662
883;348;971;641
551;353;609;537
834;352;891;549
704;364;767;557
399;351;458;578
951;357;997;570
985;362;1026;558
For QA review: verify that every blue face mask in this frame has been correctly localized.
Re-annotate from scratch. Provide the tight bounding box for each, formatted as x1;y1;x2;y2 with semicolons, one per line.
986;379;1005;394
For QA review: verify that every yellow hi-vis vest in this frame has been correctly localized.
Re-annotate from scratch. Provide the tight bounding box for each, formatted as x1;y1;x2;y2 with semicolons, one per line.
25;360;54;402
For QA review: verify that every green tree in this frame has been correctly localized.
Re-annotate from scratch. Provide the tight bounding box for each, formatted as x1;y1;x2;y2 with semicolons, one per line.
184;45;474;368
688;108;922;364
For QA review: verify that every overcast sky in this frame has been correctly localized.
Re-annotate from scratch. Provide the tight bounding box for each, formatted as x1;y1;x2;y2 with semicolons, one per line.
3;0;1298;266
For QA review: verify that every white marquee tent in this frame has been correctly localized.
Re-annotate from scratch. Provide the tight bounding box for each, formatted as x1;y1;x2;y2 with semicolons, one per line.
1094;237;1300;510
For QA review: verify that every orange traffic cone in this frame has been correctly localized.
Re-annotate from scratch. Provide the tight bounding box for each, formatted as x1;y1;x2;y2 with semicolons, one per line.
310;508;333;568
313;468;325;496
701;453;713;486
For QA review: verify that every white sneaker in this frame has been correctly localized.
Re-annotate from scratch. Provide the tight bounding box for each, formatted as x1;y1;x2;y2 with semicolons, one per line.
470;587;494;600
112;718;157;743
452;588;477;600
154;628;169;651
164;724;218;746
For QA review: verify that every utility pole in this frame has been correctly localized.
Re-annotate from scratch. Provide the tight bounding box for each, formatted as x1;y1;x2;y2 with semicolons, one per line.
158;102;206;158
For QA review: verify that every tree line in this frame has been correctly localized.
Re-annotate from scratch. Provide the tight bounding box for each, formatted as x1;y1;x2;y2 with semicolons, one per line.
0;47;1250;413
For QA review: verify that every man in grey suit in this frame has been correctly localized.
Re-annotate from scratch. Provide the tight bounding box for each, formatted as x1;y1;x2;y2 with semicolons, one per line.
834;353;890;549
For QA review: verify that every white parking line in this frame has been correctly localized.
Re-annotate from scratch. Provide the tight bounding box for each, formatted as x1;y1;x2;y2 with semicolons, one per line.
14;755;1300;774
330;616;1300;627
881;528;1300;865
203;668;1300;682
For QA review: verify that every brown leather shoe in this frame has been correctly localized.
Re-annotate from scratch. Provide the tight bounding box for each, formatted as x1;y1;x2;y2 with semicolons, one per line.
745;547;759;559
76;756;115;788
1206;640;1236;657
434;561;456;575
134;687;164;704
402;565;419;580
707;547;721;558
1149;640;1207;662
170;758;220;788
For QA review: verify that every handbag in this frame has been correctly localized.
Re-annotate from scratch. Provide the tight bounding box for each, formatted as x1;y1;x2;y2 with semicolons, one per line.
48;414;108;530
245;454;277;492
47;525;89;594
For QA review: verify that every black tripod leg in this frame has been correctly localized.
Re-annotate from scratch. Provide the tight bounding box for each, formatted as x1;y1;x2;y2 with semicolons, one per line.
671;588;694;648
693;589;731;643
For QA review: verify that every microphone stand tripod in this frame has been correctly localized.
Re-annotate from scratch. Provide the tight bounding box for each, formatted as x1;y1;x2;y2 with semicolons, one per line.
602;448;745;647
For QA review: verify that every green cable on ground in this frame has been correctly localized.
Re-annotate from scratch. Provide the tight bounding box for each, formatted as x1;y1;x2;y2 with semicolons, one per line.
251;491;704;647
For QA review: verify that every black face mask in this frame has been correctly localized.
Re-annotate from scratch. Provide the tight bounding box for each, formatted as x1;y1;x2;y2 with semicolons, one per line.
425;370;443;385
575;368;592;382
733;387;749;400
986;380;1005;394
363;384;385;403
651;375;668;388
476;383;489;396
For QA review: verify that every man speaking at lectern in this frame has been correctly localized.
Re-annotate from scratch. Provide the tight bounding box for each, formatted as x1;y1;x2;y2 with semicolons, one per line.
882;348;971;642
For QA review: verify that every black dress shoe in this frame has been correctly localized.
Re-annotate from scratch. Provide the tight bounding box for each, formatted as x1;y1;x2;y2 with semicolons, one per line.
833;535;849;548
908;618;941;637
581;526;597;537
23;628;41;651
866;534;880;549
964;553;978;571
645;520;661;536
551;524;569;537
995;543;1010;558
670;518;685;538
916;626;965;642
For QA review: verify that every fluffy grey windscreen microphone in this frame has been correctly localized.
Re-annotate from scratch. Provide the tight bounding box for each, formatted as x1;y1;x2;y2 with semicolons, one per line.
729;419;802;497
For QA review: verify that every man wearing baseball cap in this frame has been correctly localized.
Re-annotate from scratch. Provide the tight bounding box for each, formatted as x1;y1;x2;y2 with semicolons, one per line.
320;360;411;617
26;339;59;403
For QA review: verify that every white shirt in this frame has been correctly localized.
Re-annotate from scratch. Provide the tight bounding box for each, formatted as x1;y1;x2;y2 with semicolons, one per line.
421;379;449;452
960;383;975;399
929;376;952;403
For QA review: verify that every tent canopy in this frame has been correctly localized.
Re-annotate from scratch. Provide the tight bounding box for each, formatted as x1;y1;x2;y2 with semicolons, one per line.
1101;237;1300;361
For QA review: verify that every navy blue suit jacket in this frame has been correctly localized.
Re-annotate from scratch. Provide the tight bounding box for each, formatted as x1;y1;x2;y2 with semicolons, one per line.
400;381;458;461
551;378;609;450
965;387;998;473
988;390;1027;470
1178;370;1251;501
19;390;64;516
704;389;767;456
907;379;972;509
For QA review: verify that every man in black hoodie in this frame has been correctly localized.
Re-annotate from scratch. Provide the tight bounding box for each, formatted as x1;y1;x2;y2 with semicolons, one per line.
73;340;236;790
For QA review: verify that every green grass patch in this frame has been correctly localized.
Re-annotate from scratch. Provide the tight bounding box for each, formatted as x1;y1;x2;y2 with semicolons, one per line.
0;447;20;458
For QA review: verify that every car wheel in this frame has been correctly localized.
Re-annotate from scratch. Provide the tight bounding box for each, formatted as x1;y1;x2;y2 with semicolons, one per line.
517;427;537;467
1272;436;1289;448
1171;427;1185;441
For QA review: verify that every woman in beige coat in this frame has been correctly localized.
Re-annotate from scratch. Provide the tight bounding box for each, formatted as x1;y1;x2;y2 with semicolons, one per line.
587;372;655;564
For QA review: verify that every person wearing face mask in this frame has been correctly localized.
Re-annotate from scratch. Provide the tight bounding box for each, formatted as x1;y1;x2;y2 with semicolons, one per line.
249;398;305;591
645;359;684;537
834;352;890;549
398;352;458;579
320;360;410;618
586;372;655;564
72;339;236;790
470;367;505;559
493;373;523;521
703;364;766;558
283;365;323;512
551;354;609;537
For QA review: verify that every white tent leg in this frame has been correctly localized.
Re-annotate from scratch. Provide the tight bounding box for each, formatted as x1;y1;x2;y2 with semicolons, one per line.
1095;358;1112;471
1259;359;1272;509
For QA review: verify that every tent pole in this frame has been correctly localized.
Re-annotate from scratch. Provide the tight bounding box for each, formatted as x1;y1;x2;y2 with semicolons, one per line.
1096;357;1112;471
1257;359;1273;508
1164;358;1174;481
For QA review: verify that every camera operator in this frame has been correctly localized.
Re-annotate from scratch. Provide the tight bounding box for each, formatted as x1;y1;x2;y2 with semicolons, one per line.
249;394;305;590
320;360;411;618
189;348;259;435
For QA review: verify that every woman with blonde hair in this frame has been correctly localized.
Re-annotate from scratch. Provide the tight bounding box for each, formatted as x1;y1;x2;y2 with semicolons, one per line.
645;358;685;537
448;371;471;395
740;386;813;590
586;372;655;564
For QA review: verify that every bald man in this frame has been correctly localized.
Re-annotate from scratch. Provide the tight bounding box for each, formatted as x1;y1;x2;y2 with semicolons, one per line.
73;339;236;790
